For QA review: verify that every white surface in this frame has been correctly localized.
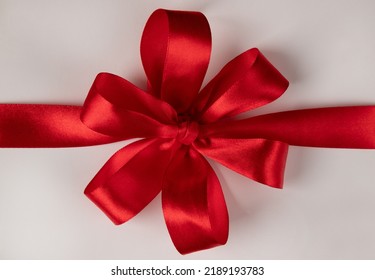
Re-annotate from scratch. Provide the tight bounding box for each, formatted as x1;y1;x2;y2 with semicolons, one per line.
0;0;375;259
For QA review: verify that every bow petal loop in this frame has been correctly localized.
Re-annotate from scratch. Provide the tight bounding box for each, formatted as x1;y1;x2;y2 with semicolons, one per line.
85;138;175;225
193;49;289;123
162;145;228;254
141;9;212;113
194;137;288;188
81;73;178;139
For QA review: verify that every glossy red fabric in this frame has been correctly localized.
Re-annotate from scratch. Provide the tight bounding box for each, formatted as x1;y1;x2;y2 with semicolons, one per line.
0;104;116;147
1;9;375;254
162;145;228;254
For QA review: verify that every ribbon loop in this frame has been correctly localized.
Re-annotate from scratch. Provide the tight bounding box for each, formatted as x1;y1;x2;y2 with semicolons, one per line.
85;138;175;225
192;49;289;123
162;145;228;254
141;9;212;113
81;72;178;139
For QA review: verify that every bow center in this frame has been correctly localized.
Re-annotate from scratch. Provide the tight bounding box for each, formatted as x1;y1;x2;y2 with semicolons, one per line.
177;120;199;145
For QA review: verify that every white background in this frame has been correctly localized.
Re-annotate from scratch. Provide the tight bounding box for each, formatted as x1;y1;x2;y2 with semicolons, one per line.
0;0;375;259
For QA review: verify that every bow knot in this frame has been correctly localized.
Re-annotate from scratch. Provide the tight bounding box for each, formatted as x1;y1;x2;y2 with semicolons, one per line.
177;120;199;145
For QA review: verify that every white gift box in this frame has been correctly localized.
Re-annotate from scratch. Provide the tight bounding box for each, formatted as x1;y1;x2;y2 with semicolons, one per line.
0;0;375;259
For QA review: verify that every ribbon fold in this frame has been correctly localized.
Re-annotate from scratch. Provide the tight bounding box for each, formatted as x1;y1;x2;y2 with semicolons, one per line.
1;9;375;254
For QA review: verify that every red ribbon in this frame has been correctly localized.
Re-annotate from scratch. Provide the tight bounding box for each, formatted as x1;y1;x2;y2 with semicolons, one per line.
1;9;375;254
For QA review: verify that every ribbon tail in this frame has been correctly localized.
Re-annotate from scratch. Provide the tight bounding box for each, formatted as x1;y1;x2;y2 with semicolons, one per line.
194;138;288;188
0;104;117;147
162;145;229;254
85;138;175;225
202;106;375;148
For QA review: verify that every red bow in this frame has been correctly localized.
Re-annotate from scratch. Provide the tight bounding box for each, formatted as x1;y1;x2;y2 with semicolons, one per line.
1;9;375;254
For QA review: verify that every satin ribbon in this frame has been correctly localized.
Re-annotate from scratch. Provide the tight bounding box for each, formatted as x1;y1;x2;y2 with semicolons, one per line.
1;9;375;254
